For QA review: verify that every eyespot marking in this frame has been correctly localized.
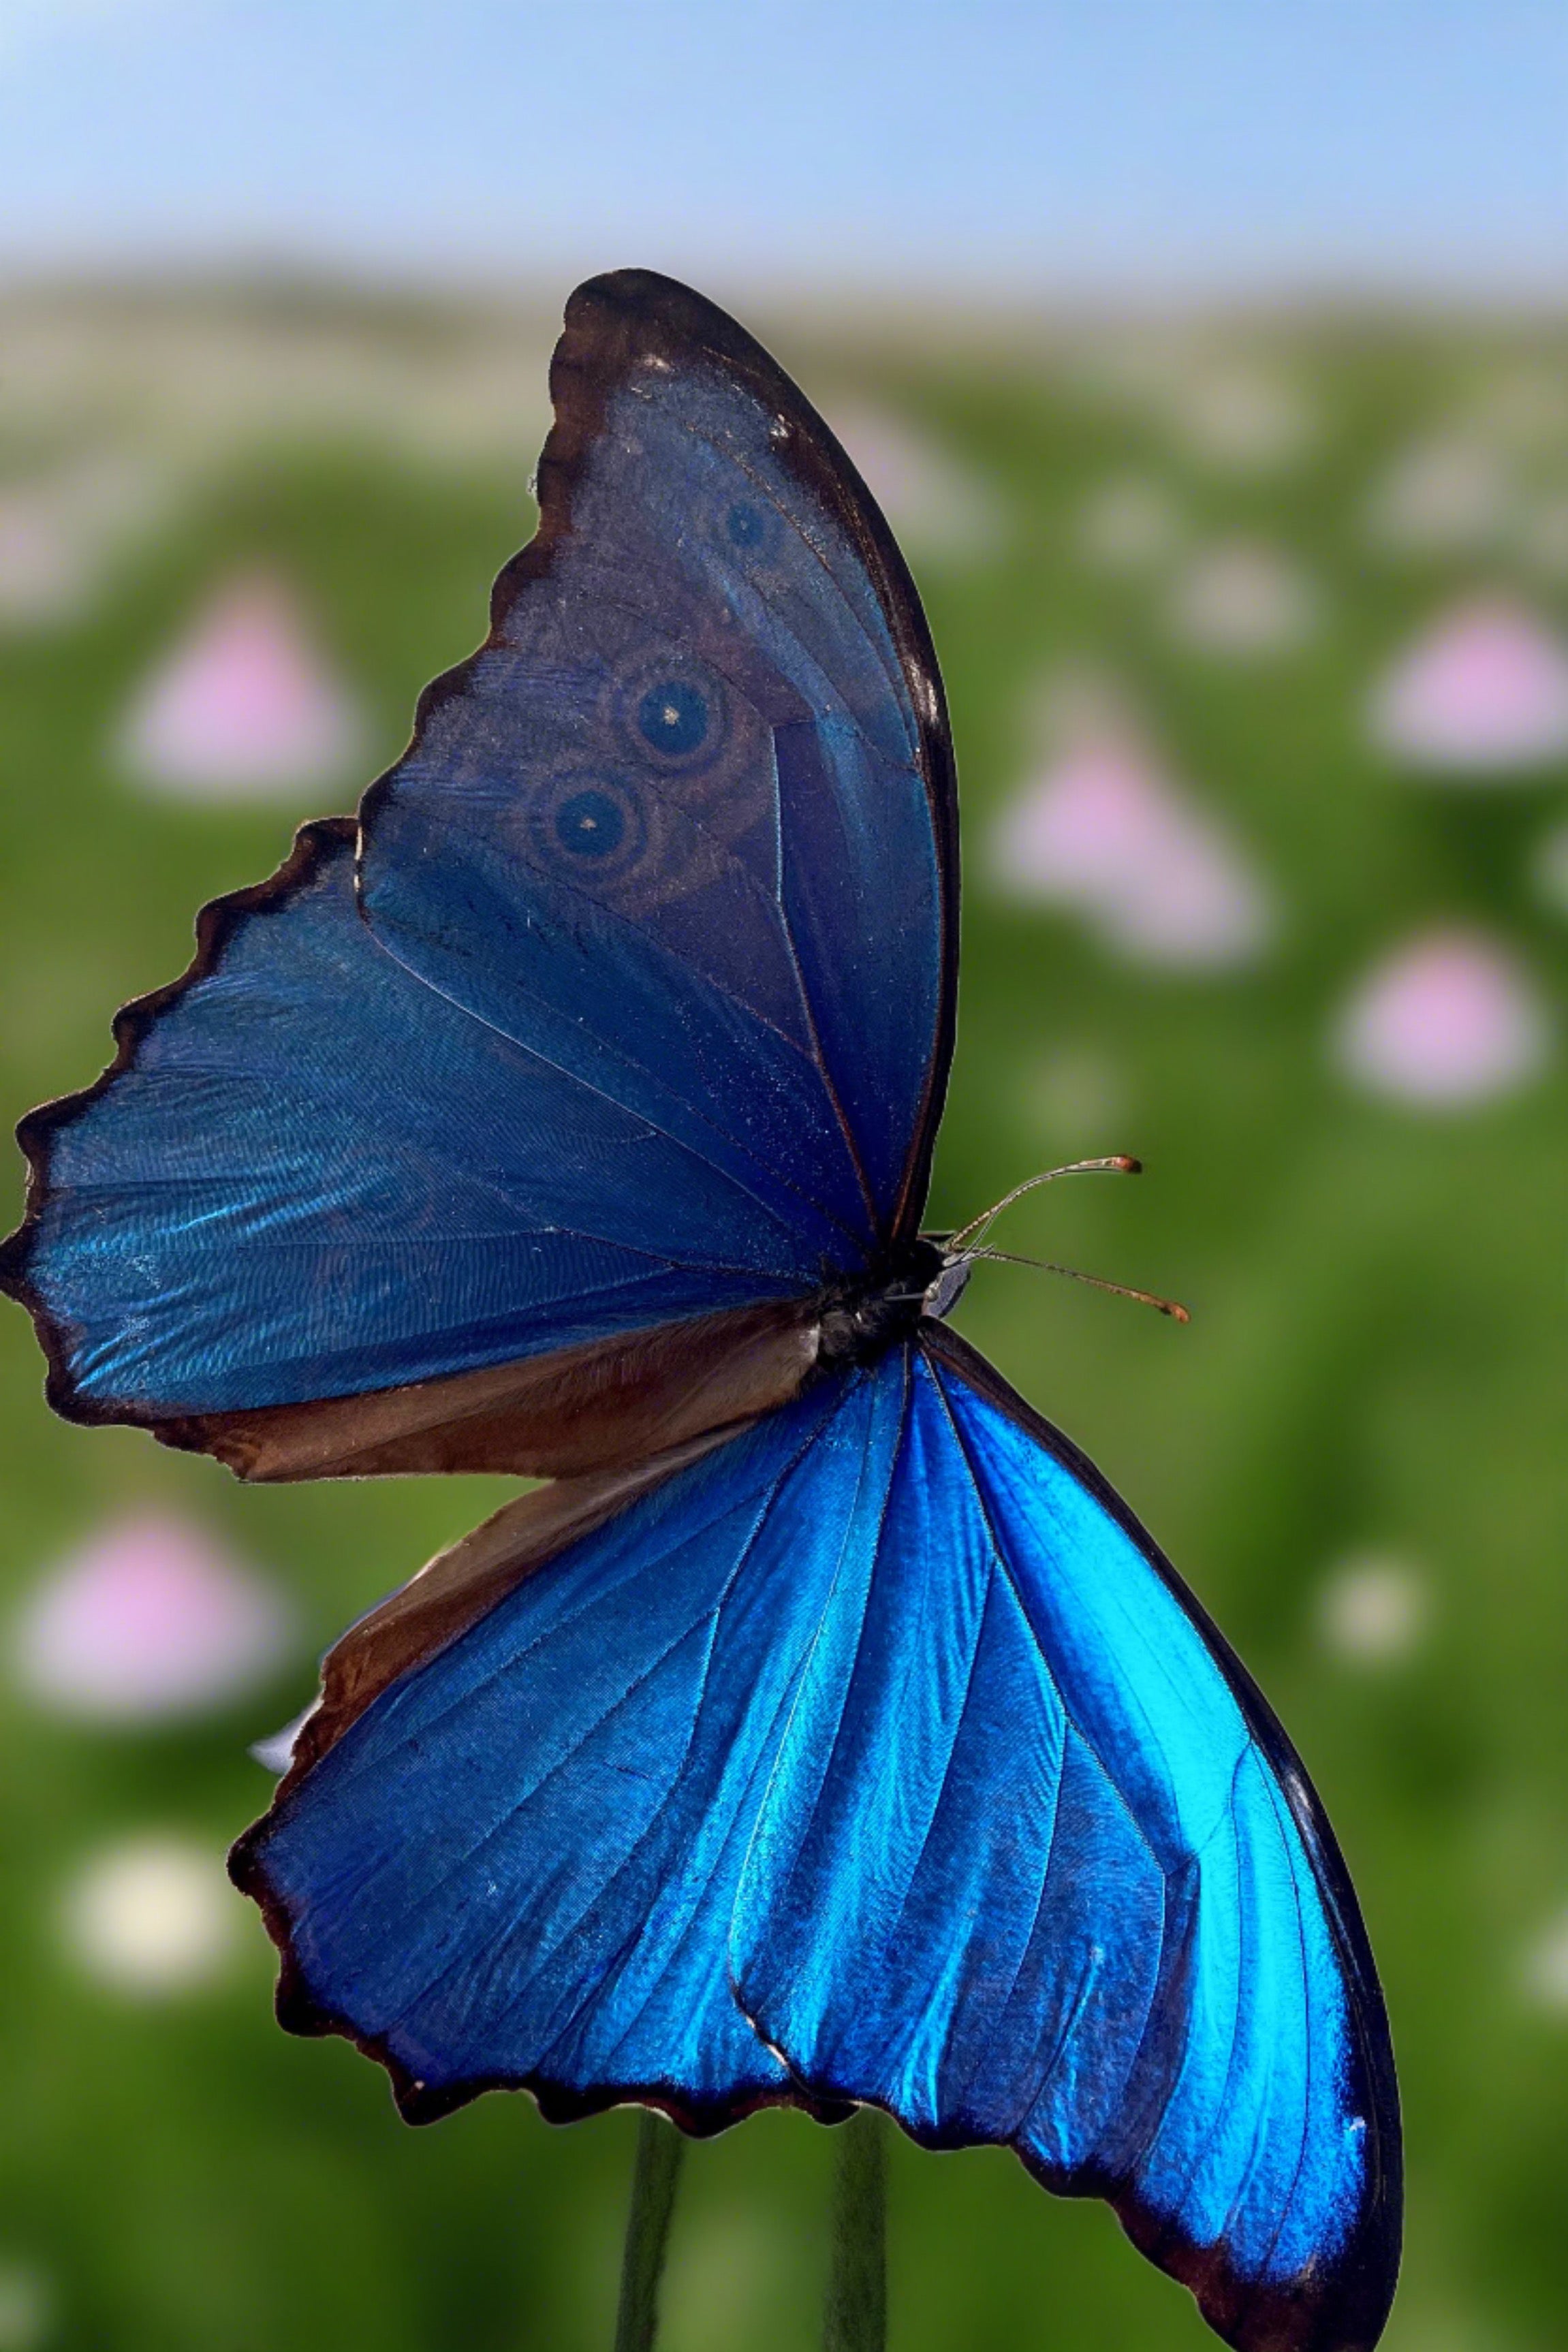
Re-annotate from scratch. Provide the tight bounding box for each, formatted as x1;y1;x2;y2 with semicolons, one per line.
553;787;627;858
637;680;710;758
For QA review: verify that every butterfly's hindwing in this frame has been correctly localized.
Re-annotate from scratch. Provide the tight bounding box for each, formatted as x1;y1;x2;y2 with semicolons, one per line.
238;1333;1398;2352
734;1330;1399;2352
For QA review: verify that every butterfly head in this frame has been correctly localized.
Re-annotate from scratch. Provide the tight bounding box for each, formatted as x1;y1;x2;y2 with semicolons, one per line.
815;1234;972;1369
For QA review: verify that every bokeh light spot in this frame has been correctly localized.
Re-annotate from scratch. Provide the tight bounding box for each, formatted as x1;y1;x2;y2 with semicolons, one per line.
61;1835;238;1998
1522;1911;1568;2013
1317;1554;1430;1666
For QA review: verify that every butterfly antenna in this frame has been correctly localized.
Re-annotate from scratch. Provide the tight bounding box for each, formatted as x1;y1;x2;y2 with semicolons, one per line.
968;1246;1191;1323
945;1157;1142;1255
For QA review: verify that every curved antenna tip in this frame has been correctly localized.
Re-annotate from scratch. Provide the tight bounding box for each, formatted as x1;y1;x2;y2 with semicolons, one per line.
969;1248;1191;1326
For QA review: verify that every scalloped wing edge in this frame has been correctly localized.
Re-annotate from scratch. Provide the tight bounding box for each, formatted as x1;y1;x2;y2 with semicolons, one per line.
0;816;360;1431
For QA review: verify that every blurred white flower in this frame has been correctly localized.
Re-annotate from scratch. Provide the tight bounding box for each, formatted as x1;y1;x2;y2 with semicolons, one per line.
1368;596;1568;774
1167;539;1317;656
1522;1909;1568;2013
14;1509;294;1723
116;570;364;800
1317;1554;1430;1665
990;692;1274;970
1364;438;1514;558
1335;930;1550;1108
61;1834;238;1997
1077;475;1185;574
1168;365;1313;473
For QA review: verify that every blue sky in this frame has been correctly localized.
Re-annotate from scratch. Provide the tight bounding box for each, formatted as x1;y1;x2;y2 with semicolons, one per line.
1;0;1565;300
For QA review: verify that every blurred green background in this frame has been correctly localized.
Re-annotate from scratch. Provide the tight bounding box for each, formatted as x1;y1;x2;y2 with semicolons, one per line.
0;270;1565;2352
9;0;1568;2330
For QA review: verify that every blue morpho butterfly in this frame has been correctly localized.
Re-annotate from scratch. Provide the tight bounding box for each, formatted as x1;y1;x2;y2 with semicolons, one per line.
0;272;1399;2351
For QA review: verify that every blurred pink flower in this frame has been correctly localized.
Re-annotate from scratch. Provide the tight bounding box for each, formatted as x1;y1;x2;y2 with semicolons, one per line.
1369;596;1568;774
989;735;1273;969
117;570;364;799
829;401;1002;562
14;1509;294;1721
1335;930;1550;1107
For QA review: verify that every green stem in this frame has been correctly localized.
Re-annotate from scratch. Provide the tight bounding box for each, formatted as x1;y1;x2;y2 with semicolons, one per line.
613;2110;687;2352
823;2107;888;2352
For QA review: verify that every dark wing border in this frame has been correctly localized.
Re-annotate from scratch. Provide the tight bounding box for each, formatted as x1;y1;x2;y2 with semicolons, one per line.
359;267;960;1248
0;817;359;1432
920;1321;1402;2352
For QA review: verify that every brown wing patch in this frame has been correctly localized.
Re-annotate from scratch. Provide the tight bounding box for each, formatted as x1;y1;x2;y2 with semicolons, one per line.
268;1425;746;1794
160;1299;820;1482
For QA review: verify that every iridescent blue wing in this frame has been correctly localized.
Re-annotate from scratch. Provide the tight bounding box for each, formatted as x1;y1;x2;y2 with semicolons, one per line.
0;821;815;1449
0;271;955;1446
734;1329;1400;2352
235;1334;1398;2351
358;270;956;1253
230;1361;904;2127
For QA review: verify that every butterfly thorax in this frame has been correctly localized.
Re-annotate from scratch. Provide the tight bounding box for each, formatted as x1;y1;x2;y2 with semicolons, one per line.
815;1235;963;1368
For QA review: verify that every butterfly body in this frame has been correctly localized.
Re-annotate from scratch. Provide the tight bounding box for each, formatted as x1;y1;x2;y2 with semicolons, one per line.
1;271;1399;2352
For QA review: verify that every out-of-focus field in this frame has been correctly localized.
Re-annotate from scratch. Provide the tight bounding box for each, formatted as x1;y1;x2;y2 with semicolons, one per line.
1;281;1565;2352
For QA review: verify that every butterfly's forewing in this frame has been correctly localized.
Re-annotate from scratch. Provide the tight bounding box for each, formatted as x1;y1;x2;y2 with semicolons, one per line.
733;1328;1400;2352
0;273;956;1443
0;823;818;1428
237;1332;1398;2352
358;268;957;1252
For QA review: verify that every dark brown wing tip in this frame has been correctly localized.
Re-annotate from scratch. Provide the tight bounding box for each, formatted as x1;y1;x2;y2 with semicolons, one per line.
563;268;795;390
0;817;360;1436
1108;2182;1398;2352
